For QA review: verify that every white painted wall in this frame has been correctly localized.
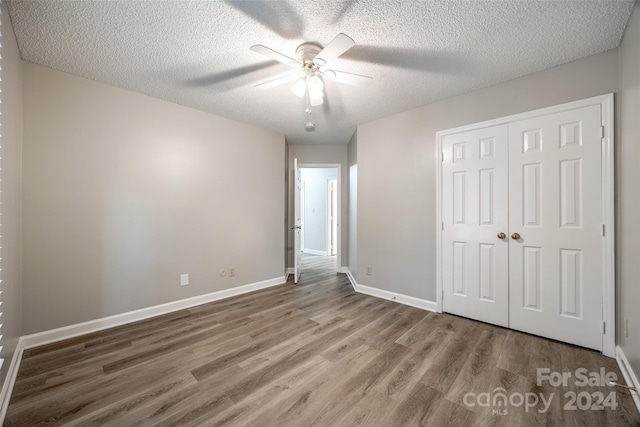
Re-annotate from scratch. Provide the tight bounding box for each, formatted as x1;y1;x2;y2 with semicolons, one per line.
617;1;640;379
287;145;348;269
21;62;285;334
300;168;337;255
356;48;620;302
0;2;24;383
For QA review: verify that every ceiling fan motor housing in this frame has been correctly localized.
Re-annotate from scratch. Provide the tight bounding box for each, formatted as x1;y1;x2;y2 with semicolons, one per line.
296;42;323;66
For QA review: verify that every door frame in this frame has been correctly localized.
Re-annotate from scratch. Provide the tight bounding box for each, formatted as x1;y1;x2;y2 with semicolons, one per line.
298;163;342;270
435;93;615;357
300;181;306;252
327;178;338;256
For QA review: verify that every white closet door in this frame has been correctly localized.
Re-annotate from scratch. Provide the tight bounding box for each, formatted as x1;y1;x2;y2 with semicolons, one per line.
508;105;603;351
442;125;510;327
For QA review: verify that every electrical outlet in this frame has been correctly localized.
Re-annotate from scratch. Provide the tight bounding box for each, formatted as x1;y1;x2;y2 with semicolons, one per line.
366;266;372;275
625;317;629;337
180;273;189;287
228;267;236;277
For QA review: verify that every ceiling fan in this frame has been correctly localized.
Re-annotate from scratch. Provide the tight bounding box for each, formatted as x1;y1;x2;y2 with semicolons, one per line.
250;33;372;113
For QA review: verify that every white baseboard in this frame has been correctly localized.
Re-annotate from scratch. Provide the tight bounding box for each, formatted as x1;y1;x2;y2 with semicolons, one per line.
356;284;437;312
302;249;328;256
337;267;349;274
615;345;640;414
20;276;285;350
285;268;294;279
0;338;25;425
345;270;358;292
343;269;436;312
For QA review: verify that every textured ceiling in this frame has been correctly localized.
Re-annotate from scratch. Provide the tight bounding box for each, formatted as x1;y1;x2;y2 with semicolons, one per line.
6;0;635;145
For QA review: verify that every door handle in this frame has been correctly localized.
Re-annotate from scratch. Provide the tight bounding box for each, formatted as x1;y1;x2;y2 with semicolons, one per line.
511;232;521;240
291;225;301;230
497;232;506;239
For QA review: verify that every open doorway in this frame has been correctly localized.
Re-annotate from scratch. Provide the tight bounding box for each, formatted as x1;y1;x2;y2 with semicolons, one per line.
297;166;340;278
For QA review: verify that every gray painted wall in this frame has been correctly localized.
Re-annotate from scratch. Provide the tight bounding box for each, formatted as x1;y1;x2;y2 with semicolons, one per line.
357;48;619;301
1;2;23;384
300;168;337;255
617;1;640;380
21;62;285;334
287;145;348;269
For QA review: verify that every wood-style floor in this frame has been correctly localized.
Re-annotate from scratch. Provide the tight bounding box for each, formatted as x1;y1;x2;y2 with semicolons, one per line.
6;255;640;426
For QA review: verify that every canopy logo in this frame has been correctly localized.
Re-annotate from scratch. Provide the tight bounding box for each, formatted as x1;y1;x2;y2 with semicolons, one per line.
463;367;619;416
463;388;553;415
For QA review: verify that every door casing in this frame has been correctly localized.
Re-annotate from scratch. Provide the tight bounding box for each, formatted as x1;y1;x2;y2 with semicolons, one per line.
435;93;615;357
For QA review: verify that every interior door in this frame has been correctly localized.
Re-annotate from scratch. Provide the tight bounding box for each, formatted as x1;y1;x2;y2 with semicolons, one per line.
293;158;302;284
508;105;603;351
442;124;510;327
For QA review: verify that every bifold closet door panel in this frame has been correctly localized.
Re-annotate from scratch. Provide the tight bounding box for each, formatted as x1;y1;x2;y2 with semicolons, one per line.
442;124;509;327
508;104;603;351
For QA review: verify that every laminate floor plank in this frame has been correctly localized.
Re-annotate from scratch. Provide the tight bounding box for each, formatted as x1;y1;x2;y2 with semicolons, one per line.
308;292;372;324
58;371;199;427
395;311;440;349
102;322;224;375
225;323;350;404
332;390;397;427
244;280;352;321
444;329;507;405
206;355;335;427
20;309;195;360
6;254;639;426
6;359;195;426
364;309;429;351
190;316;320;381
418;321;482;394
18;337;134;379
319;332;366;362
101;365;244;427
374;328;455;403
272;347;385;427
299;342;411;426
389;381;479;426
496;329;535;376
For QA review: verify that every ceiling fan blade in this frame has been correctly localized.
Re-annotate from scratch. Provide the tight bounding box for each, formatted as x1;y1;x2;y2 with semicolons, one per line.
255;71;301;89
314;33;355;64
186;62;278;87
323;69;372;86
250;45;300;68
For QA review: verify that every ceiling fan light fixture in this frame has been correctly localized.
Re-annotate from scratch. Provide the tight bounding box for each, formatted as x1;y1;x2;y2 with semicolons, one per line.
307;75;324;99
250;33;371;114
291;79;307;98
309;94;324;107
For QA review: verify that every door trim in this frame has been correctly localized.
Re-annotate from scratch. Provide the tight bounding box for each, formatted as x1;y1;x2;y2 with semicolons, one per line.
435;93;615;357
327;178;338;256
